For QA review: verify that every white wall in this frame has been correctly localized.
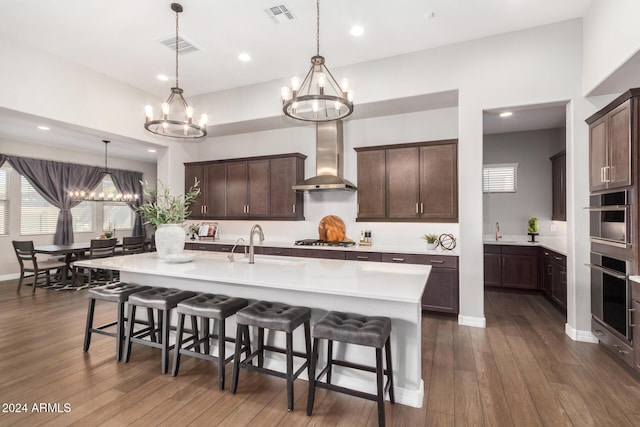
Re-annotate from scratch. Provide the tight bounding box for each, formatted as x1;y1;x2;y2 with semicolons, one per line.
483;128;566;237
0;138;157;278
583;0;640;94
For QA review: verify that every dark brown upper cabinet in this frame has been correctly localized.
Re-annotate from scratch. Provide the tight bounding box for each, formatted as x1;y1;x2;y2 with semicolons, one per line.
550;150;566;221
587;94;635;193
355;140;458;223
185;153;305;221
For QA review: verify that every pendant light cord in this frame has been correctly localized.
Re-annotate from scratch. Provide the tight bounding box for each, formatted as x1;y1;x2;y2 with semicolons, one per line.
175;7;180;88
316;0;320;56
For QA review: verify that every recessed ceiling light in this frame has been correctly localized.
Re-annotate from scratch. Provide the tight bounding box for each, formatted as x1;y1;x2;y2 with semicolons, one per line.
238;53;251;62
37;126;50;130
499;111;513;118
350;26;364;37
157;74;169;81
147;149;156;153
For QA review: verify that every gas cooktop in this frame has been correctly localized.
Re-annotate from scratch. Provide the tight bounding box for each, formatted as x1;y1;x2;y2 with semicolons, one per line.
294;239;356;247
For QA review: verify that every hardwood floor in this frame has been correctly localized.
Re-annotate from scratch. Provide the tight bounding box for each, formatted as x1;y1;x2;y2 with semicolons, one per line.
0;281;639;426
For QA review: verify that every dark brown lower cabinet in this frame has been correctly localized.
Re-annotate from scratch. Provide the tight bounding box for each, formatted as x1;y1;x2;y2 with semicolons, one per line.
291;248;346;260
421;266;459;314
542;249;567;311
631;282;640;374
484;245;539;290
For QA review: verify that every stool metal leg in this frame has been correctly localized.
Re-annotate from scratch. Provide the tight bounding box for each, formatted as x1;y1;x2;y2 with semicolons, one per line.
191;315;200;353
286;331;294;411
307;337;319;416
124;304;137;363
218;318;226;390
257;327;265;368
326;340;334;384
203;318;211;354
172;313;186;377
161;309;171;374
147;308;156;342
231;324;245;394
157;310;164;345
83;298;96;352
115;302;125;361
385;337;395;403
376;347;385;427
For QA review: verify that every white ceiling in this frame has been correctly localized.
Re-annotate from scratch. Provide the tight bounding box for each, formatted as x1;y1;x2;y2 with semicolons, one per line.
0;0;591;160
483;103;567;135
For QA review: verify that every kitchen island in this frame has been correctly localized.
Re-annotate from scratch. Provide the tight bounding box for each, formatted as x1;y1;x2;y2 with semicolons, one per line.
75;251;430;408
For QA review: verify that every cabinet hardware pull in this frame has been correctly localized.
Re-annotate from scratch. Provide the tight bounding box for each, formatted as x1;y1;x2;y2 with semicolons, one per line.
554;256;563;261
544;252;549;255
600;166;604;183
430;260;444;264
612;344;628;354
221;248;231;252
547;265;552;275
585;263;628;279
273;251;282;255
292;204;296;214
392;257;405;262
604;165;611;183
421;203;424;214
357;256;369;260
630;308;636;327
415;203;419;214
246;205;249;214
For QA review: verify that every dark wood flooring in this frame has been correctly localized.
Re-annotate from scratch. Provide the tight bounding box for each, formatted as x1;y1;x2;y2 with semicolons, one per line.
0;281;639;426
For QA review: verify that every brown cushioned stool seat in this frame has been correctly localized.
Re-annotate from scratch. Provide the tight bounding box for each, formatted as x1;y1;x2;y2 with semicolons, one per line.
123;287;196;374
231;300;312;411
83;282;151;361
172;293;249;390
307;311;394;427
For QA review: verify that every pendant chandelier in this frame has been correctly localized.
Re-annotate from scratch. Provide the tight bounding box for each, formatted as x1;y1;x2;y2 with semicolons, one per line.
68;140;139;202
281;0;354;122
144;3;207;139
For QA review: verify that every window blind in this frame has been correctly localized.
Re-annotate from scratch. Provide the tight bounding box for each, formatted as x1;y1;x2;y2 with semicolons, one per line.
102;175;133;230
483;163;518;193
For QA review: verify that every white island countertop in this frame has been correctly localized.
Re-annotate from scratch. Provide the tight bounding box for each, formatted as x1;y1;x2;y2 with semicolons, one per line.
75;251;430;304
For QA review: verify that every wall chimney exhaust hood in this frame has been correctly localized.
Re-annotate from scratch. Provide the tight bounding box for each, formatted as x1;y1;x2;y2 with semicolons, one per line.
292;121;357;191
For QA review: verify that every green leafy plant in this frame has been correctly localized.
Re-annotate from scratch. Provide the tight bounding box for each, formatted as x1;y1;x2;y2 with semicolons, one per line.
137;178;200;228
422;233;439;244
528;217;538;234
103;230;114;238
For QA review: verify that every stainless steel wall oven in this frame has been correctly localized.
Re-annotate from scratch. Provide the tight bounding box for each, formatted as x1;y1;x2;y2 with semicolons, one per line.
588;252;633;343
587;190;631;248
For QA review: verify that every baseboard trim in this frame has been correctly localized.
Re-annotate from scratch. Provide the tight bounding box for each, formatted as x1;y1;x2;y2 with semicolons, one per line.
565;323;598;343
0;273;19;282
458;315;486;328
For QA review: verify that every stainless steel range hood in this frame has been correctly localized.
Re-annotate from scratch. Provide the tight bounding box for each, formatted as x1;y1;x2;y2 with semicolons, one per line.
292;121;357;191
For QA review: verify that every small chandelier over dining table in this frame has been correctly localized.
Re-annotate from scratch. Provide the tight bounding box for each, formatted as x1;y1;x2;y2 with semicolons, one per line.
281;0;354;122
144;3;208;139
68;140;139;202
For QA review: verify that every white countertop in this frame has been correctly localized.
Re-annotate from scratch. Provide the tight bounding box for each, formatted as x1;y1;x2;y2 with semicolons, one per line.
630;276;640;284
187;238;460;256
483;235;567;256
75;251;431;304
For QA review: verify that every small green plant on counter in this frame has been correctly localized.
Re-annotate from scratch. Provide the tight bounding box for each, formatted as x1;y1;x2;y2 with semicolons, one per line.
528;217;538;234
137;178;200;228
422;233;439;244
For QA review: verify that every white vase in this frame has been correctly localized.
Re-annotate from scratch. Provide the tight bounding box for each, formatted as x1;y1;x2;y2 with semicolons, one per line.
155;224;186;259
426;242;438;250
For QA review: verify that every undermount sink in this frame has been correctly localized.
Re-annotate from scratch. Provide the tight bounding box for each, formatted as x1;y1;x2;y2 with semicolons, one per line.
232;256;303;266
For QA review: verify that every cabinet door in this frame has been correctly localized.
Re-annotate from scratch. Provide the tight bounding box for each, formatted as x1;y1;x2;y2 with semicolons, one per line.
589;117;608;192
551;152;566;221
205;163;226;217
484;253;502;287
226;161;248;217
270;156;300;219
247;160;270;217
633;300;640;373
185;164;205;218
551;262;567;310
542;257;553;296
422;268;459;314
386;147;419;219
419;143;458;221
501;254;538;289
357;150;386;219
607;100;632;189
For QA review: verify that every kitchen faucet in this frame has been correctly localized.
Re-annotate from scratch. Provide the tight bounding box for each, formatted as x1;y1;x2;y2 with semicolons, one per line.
228;238;246;262
249;224;264;264
495;222;501;241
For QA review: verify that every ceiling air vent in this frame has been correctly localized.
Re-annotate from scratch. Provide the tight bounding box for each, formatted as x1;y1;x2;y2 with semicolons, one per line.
265;4;295;23
157;34;200;55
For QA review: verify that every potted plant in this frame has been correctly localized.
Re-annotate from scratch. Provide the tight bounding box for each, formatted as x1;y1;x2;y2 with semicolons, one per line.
137;178;200;259
422;233;439;250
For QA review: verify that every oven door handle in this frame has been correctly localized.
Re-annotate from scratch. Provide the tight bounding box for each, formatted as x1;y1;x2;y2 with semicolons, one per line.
585;263;628;280
583;205;629;211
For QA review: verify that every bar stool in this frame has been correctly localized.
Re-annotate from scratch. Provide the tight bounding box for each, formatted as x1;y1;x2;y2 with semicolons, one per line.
83;282;151;361
172;293;249;390
123;287;196;374
307;311;394;427
231;300;312;411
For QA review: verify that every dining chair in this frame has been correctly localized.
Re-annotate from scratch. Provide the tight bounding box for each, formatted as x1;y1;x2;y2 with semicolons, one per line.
73;238;118;288
121;236;145;255
12;241;67;294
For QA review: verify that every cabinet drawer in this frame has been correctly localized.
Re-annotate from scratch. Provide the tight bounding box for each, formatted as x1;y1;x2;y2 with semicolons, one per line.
345;252;382;262
424;255;458;269
501;246;538;256
592;318;634;367
185;243;216;252
292;248;346;260
263;247;292;256
483;244;501;254
542;249;566;267
381;253;429;265
213;245;234;253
